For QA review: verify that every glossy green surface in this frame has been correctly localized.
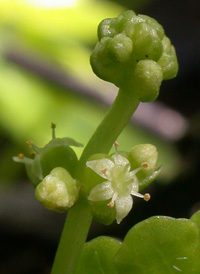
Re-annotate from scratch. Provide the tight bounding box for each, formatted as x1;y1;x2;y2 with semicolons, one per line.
76;236;122;274
115;214;200;273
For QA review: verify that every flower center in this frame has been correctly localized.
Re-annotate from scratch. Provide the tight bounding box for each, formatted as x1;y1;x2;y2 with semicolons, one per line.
110;165;133;196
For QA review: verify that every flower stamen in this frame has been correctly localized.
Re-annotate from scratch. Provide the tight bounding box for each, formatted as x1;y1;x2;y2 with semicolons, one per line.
108;201;115;208
108;192;118;208
18;153;24;159
102;168;107;175
131;191;151;202
113;141;119;155
144;193;151;201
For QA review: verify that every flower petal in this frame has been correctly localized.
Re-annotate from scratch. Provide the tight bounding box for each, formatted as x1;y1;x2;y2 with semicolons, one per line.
88;181;114;201
112;154;129;167
86;159;115;179
131;181;139;193
115;196;133;224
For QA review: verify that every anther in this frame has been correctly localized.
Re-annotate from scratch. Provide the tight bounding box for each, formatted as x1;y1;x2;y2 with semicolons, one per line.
102;168;107;175
113;141;119;155
114;141;119;147
144;193;151;201
108;201;115;208
142;162;149;169
18;153;24;159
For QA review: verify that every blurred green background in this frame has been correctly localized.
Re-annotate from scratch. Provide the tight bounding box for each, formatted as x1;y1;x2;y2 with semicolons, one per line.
0;0;199;273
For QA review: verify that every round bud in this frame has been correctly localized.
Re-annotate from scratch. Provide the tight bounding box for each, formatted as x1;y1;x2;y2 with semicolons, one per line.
108;33;133;63
131;22;163;61
133;60;163;102
158;36;179;80
35;167;78;212
138;14;165;40
98;18;117;40
128;144;158;181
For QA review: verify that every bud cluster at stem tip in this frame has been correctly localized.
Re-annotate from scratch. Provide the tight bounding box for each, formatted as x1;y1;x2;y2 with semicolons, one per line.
90;10;178;102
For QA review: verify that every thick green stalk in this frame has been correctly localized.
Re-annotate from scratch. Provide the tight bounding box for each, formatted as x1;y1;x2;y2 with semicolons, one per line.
51;198;92;274
77;87;140;174
51;87;139;274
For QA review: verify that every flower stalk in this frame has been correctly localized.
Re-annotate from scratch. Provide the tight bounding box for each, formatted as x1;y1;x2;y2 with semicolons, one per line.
51;88;140;273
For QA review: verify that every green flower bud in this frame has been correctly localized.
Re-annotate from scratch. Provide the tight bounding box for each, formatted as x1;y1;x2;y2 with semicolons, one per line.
35;167;78;212
114;10;138;37
131;22;163;61
90;37;125;87
158;36;179;80
91;10;178;102
98;18;117;40
132;60;163;102
138;14;165;40
128;144;160;185
108;33;133;63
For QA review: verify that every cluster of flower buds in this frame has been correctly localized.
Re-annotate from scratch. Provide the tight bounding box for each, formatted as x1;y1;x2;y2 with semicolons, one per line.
91;10;178;102
84;142;161;224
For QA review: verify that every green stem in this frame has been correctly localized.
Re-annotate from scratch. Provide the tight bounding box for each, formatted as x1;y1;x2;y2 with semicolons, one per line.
51;87;139;274
51;198;92;274
77;87;140;174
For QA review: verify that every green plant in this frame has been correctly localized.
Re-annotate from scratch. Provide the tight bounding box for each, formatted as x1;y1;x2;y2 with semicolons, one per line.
14;10;199;274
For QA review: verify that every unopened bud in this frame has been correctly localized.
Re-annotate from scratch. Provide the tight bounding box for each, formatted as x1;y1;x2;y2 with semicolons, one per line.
35;167;78;212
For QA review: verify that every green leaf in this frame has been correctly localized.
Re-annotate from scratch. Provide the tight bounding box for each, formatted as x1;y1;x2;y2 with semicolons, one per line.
190;210;200;271
191;210;200;228
115;216;200;273
76;236;121;274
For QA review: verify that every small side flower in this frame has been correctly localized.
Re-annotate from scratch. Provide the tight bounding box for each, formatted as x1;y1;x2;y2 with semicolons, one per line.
86;144;150;224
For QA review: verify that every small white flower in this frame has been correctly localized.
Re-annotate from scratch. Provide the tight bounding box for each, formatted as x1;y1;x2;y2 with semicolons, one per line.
87;150;150;224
